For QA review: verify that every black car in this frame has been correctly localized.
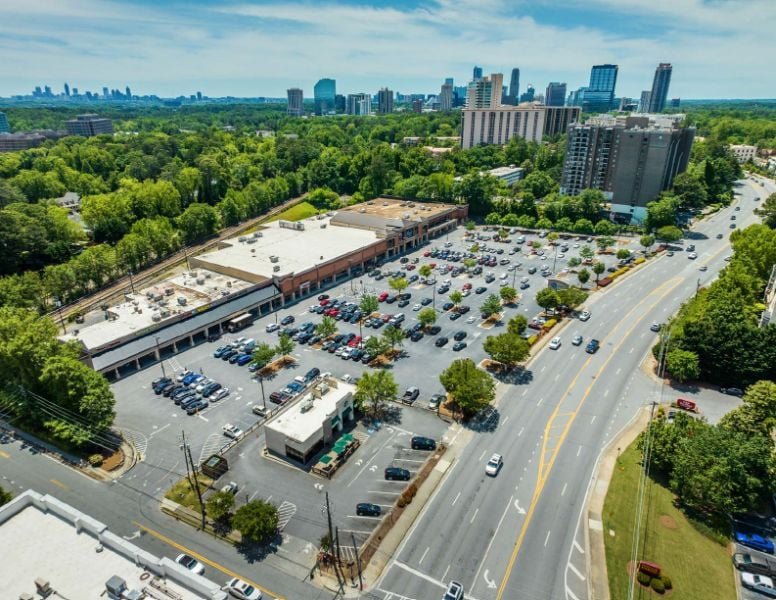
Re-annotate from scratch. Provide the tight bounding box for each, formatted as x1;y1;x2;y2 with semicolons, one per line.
453;331;467;341
174;390;197;405
411;436;436;450
457;305;470;314
410;331;424;342
318;294;329;301
527;266;537;274
442;301;454;311
356;503;382;517
280;315;295;326
385;467;411;481
449;312;461;321
385;296;396;304
162;383;182;397
720;387;744;397
452;341;467;351
152;376;171;388
475;287;487;294
221;349;238;361
397;299;410;308
420;297;432;306
305;367;321;381
185;399;208;415
428;325;441;335
435;336;449;347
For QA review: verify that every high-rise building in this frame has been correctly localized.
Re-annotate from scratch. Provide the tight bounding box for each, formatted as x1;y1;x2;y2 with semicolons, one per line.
65;114;113;137
63;83;70;97
347;93;372;116
472;66;483;81
314;78;336;115
453;86;468;107
439;83;453;111
519;85;535;103
587;64;618;112
638;90;652;112
461;104;546;149
670;98;681;108
544;82;567;107
412;99;423;114
102;87;109;98
648;63;672;113
506;68;520;105
286;88;304;116
445;77;454;86
377;88;394;114
125;86;132;99
560;114;694;222
543;106;581;137
466;73;503;109
335;94;346;113
0;112;9;133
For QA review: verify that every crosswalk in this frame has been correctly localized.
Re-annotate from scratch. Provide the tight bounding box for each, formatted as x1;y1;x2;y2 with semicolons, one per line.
197;433;228;465
119;428;149;459
276;500;297;531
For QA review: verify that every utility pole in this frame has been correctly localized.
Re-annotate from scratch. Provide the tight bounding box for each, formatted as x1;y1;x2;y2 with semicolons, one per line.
325;492;344;587
182;431;206;529
128;269;136;295
257;374;266;408
182;243;192;272
351;531;363;590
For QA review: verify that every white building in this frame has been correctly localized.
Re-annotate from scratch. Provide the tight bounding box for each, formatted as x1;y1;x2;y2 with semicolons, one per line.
438;83;453;111
729;144;757;163
347;93;372;116
461;104;546;148
466;73;503;109
487;166;525;186
0;490;227;600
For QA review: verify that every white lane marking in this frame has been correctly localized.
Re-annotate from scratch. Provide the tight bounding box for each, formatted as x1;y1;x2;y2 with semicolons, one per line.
566;585;582;600
590;416;596;425
391;560;447;590
347;430;397;487
452;491;461;506
603;389;609;398
536;398;544;407
148;423;170;438
470;508;479;524
522;389;528;397
478;450;487;461
419;546;429;566
568;561;586;581
472;494;514;589
561;483;567;496
615;367;621;375
442;565;450;583
573;540;584;554
544;530;551;547
518;427;524;437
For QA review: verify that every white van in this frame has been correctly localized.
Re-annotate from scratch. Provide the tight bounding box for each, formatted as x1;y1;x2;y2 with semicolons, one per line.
239;338;256;352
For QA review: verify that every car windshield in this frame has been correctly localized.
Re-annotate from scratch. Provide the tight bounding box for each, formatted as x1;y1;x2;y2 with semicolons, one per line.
180;555;195;568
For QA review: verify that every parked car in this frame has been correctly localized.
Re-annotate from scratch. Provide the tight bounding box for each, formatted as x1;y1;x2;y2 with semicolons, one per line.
224;577;262;600
222;424;244;439
411;436;436;450
721;387;744;397
435;336;449;347
453;330;467;341
385;467;411;481
733;553;776;576
280;315;295;326
741;573;776;597
186;399;208;415
736;532;775;554
265;323;279;333
209;388;230;402
452;341;467;351
221;349;238;361
176;553;205;575
401;386;420;404
213;346;231;358
428;394;444;410
356;503;382;517
485;453;503;476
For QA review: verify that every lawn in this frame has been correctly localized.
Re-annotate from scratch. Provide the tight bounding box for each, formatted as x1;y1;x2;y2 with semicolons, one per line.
266;201;319;223
164;475;213;511
603;441;735;600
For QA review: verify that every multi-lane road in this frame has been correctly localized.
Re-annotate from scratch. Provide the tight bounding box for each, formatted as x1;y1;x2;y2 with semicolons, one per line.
371;175;772;600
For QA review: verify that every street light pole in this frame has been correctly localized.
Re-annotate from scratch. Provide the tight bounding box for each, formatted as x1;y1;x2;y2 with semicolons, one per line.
258;375;266;409
155;336;166;378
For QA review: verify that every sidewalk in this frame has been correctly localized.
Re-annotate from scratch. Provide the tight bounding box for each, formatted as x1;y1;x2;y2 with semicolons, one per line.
585;406;650;600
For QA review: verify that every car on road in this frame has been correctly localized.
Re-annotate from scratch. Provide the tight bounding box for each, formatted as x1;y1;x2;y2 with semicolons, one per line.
699;265;708;272
586;339;600;354
741;573;776;597
435;336;449;347
733;553;776;576
688;252;697;259
721;387;744;397
572;334;583;346
549;336;561;350
650;323;661;332
222;424;244;440
385;467;411;481
176;553;205;575
280;315;295;326
443;581;464;600
411;436;437;450
356;503;382;517
225;577;262;600
485;453;503;476
716;233;724;239
735;532;775;554
578;310;591;321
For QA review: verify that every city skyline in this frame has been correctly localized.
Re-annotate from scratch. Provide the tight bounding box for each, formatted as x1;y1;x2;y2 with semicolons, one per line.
0;0;774;99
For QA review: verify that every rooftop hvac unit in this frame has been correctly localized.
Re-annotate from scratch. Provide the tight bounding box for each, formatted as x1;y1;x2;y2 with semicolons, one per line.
196;277;205;285
273;265;280;272
403;213;411;219
188;271;197;277
205;272;212;278
160;309;170;318
177;296;187;306
226;280;232;287
300;398;314;412
151;313;161;322
34;578;52;596
238;236;247;242
246;237;257;244
408;203;415;207
269;255;279;263
320;223;327;228
382;202;388;206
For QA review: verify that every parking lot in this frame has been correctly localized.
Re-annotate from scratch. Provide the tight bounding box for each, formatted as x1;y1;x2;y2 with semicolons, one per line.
110;224;644;557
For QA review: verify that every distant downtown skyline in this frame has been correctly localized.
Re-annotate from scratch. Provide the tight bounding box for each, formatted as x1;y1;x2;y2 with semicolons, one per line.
0;0;774;99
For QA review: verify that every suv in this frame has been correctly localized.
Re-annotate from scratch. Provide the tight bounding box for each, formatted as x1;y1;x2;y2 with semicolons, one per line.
385;467;411;481
586;339;600;354
401;387;420;404
443;581;464;600
411;436;436;450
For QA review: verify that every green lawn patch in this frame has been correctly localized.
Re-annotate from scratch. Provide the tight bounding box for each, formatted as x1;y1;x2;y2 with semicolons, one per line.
266;201;319;222
603;442;735;600
164;475;212;512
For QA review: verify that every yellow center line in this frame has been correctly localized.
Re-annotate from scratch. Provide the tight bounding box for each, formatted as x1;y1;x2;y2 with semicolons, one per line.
50;478;68;490
497;276;683;599
0;449;9;459
133;521;286;600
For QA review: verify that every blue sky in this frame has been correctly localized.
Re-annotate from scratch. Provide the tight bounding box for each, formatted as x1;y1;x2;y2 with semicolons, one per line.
0;0;774;99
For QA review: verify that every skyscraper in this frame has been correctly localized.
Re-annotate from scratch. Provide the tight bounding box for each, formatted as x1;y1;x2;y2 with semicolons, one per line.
314;78;336;115
286;88;304;116
505;68;520;105
445;77;454;86
125;86;132;99
638;90;652;113
347;93;372;116
648;63;672;113
519;85;535;103
0;112;9;133
63;83;70;97
588;64;618;111
439;83;453;111
466;73;503;108
472;66;483;81
544;82;567;107
377;88;394;114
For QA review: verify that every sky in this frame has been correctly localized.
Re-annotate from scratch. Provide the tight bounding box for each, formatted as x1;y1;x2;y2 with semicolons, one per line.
0;0;774;99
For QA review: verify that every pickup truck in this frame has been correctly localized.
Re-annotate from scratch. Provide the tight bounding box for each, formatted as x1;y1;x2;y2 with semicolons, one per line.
586;339;600;354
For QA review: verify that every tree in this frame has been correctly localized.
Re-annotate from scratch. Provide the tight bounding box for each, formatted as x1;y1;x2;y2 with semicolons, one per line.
758;192;776;228
720;380;776;437
388;277;408;296
0;485;11;507
359;294;379;316
557;287;588;309
480;294;503;318
656;225;683;244
594;220;617;236
418;264;433;279
418;307;437;329
382;325;405;351
177;203;220;244
463;258;477;272
507;315;527;336
665;348;700;383
592;261;606;284
365;335;389;357
315;316;337;339
276;334;295;357
596;236;615;253
645;195;679;231
466;220;476;231
206;490;235;523
672;171;708;209
354;370;399;418
499;286;518;304
547;232;560;245
616;248;631;260
577;268;590;286
485;212;501;226
232;500;279;544
439;359;496;417
579;245;594;261
449;290;463;307
483;333;530;370
535;288;560;312
640;234;655;253
567;256;581;268
251;343;276;370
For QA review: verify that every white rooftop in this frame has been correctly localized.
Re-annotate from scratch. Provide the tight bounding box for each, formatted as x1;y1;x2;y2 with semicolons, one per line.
488;166;524;176
0;490;226;600
268;379;355;443
193;215;378;282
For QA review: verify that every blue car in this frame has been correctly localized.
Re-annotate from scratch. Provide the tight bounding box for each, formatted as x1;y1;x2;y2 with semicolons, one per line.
736;532;775;554
236;353;253;366
182;372;199;385
286;381;303;393
213;345;230;358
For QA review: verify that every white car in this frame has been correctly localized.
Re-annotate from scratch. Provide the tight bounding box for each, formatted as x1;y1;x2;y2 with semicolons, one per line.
176;553;205;575
485;454;503;477
578;310;591;321
741;572;776;595
222;424;244;439
225;577;263;600
687;252;697;259
265;323;279;333
466;316;476;324
209;387;230;402
549;336;562;350
412;303;422;311
499;273;508;280
221;481;239;494
195;378;216;393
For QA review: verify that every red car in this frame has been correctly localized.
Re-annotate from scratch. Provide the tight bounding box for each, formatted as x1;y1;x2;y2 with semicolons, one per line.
462;283;472;290
429;263;436;268
381;314;393;323
348;336;362;347
378;292;389;302
325;308;339;316
423;251;430;257
319;298;330;306
405;264;416;270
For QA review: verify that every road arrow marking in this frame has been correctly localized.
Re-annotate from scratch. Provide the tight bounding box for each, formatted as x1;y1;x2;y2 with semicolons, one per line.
514;499;526;515
123;530;142;540
369;465;378;472
484;570;497;589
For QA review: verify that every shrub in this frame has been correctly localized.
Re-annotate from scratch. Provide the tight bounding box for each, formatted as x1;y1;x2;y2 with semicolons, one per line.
543;319;557;330
397;497;407;508
661;575;672;590
650;578;665;593
88;454;103;467
634;257;646;264
636;572;651;587
527;335;538;346
406;483;418;498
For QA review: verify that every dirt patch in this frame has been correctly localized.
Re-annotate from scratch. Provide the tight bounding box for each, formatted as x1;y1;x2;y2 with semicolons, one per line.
100;448;125;471
659;515;678;529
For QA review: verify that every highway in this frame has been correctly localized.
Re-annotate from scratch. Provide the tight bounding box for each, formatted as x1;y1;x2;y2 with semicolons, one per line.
372;175;771;600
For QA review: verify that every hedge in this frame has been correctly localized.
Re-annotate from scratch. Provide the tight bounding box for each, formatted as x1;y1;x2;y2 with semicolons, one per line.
636;572;651;586
634;257;646;264
527;335;538;346
650;578;666;593
543;319;557;330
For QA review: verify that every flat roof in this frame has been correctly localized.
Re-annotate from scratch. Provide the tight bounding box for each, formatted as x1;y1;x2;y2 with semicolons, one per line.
268;379;355;443
0;491;225;600
337;197;458;221
193;215;378;280
488;166;524;176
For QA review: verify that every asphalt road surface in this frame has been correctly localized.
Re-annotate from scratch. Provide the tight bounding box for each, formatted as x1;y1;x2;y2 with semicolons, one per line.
371;176;770;600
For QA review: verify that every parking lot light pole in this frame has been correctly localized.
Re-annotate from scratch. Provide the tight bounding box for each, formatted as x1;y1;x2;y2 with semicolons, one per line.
258;374;266;409
155;336;166;378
